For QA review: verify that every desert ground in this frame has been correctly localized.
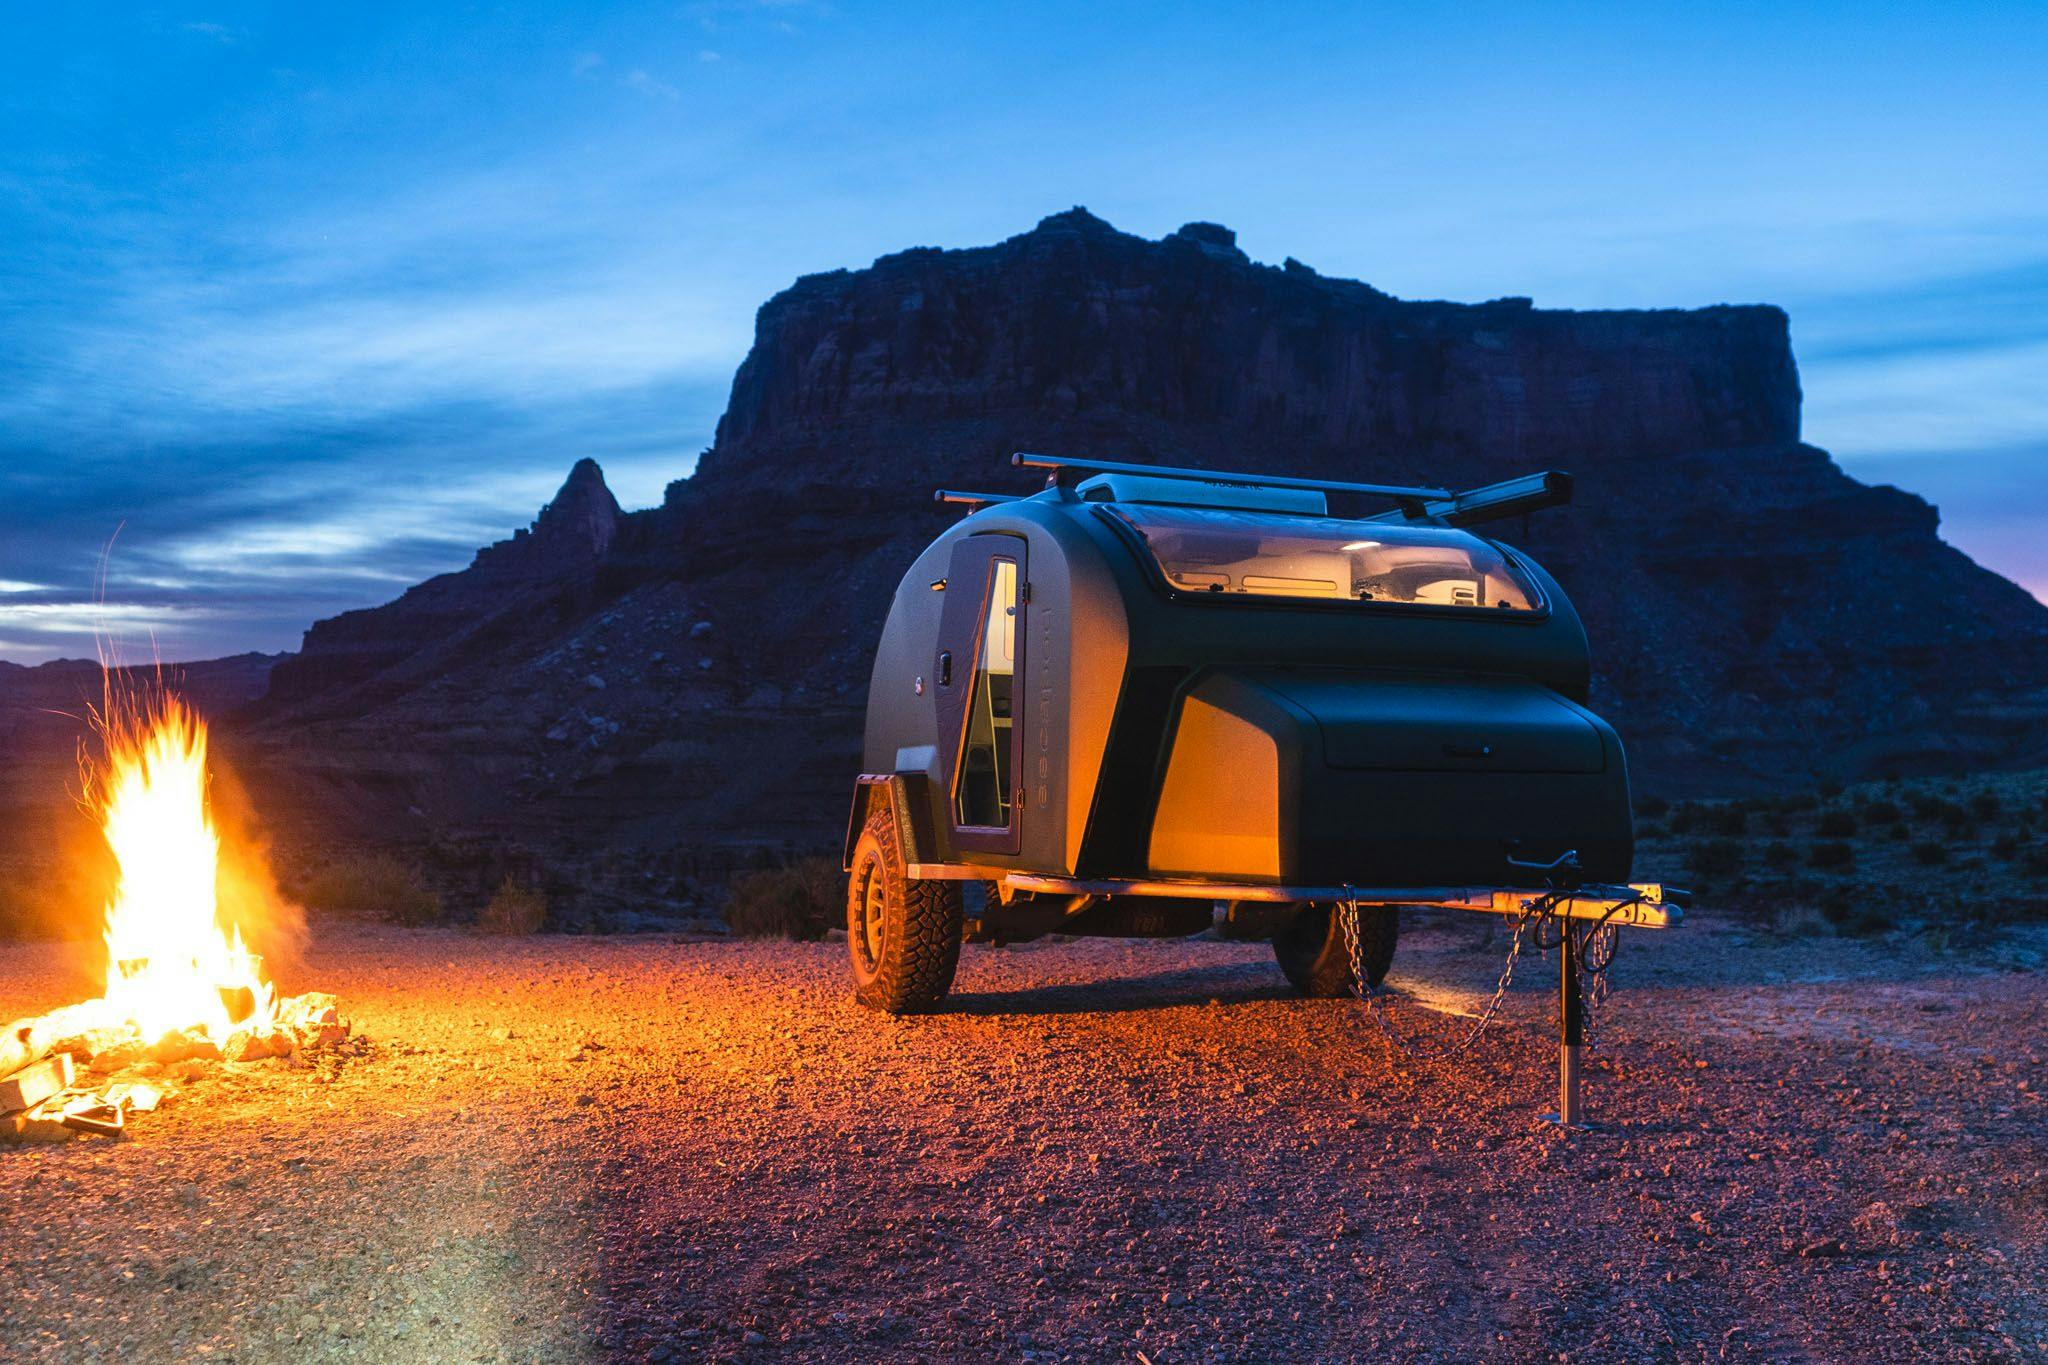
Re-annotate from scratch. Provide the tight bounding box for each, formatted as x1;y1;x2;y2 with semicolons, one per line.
2;913;2045;1364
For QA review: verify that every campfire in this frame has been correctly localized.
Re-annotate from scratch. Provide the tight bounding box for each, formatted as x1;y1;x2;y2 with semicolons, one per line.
3;688;351;1143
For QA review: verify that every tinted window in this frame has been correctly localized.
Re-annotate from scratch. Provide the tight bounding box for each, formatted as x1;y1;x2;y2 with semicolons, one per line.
1105;505;1539;612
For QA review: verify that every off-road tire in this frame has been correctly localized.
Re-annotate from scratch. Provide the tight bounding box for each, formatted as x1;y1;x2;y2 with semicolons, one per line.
846;808;963;1013
1273;901;1399;997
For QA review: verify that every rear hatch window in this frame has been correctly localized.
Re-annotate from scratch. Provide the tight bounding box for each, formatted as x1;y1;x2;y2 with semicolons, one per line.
1103;504;1540;612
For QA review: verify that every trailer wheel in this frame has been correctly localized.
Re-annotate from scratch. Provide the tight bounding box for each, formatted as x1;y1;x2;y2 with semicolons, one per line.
1273;901;1399;997
846;808;963;1013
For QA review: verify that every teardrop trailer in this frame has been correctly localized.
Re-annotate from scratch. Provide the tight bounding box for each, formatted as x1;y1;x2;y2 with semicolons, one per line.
844;452;1686;1122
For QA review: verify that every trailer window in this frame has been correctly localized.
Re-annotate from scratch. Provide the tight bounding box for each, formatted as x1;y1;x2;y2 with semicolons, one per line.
1104;505;1539;612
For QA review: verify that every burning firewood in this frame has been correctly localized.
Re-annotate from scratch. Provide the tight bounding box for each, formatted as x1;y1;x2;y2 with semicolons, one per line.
1;688;357;1144
0;1053;76;1115
4;1094;80;1145
2;1001;102;1081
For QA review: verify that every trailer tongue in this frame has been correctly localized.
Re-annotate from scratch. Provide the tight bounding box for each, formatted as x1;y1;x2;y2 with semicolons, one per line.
934;865;1683;1124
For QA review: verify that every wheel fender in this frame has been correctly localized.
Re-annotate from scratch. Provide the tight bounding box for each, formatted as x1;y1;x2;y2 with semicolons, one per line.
844;773;931;871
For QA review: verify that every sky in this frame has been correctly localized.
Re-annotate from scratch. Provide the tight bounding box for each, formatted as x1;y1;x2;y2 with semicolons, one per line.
2;1;2045;663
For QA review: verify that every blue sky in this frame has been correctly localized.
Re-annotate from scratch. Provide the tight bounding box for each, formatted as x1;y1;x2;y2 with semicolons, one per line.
2;1;2044;662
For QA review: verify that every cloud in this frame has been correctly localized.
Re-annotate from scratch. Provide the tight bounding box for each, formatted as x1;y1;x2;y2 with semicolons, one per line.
182;21;235;44
1807;340;2048;456
572;52;604;78
0;368;725;662
621;69;680;102
1798;260;2048;457
0;158;757;447
0;601;221;631
698;49;721;63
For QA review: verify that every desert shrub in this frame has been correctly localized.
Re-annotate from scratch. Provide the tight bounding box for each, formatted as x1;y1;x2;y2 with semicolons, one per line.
1770;903;1833;938
1817;779;1844;801
1862;799;1901;824
477;877;548;935
1823;900;1896;936
725;856;842;941
1887;821;1911;842
1814;810;1858;839
1781;792;1819;814
1908;792;1943;821
1913;796;1970;830
1991;833;2020;860
1666;804;1697;835
301;854;443;925
1687;837;1745;879
1808;840;1855;869
1634;795;1670;819
1635;820;1665;840
1910;840;1949;867
1704;806;1749;837
1763;811;1790;837
1762;840;1800;872
1969;792;2001;821
2025;847;2048;879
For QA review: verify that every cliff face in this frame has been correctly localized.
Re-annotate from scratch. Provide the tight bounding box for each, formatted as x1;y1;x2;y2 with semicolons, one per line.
242;210;2048;874
701;212;1799;494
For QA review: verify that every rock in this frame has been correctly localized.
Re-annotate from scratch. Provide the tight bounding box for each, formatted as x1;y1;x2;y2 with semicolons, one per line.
223;1030;265;1062
279;994;341;1030
585;674;606;690
689;621;714;639
148;1030;222;1065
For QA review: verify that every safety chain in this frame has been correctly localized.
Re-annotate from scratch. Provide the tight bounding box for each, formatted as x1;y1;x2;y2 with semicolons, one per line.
1579;920;1621;1051
1340;887;1631;1062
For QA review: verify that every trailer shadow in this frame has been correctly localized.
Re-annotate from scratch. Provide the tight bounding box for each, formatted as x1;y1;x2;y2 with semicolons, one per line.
946;961;1293;1017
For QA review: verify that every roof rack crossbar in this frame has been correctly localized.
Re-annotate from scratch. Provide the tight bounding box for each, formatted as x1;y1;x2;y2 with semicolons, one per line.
1011;452;1451;503
1361;469;1573;528
934;489;1023;507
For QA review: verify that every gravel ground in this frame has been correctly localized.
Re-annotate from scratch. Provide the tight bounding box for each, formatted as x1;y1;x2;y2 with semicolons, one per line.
2;914;2045;1363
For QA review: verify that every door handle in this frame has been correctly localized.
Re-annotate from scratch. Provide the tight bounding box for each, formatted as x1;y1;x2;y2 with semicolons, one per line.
938;651;952;686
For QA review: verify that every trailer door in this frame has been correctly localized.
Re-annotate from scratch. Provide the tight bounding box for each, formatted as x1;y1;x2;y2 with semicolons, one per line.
937;534;1026;855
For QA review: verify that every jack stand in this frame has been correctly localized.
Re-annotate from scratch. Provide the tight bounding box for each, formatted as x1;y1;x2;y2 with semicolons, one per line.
1546;925;1586;1127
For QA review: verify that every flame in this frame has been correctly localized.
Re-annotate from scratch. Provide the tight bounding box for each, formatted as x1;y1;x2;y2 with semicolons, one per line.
85;693;274;1042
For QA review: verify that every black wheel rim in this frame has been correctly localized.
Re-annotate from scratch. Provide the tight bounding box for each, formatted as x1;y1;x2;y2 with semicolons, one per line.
852;853;888;971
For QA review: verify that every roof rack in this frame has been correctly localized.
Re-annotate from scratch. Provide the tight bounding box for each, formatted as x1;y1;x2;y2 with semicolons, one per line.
934;489;1023;507
1008;453;1571;529
1359;469;1572;529
1011;452;1451;504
